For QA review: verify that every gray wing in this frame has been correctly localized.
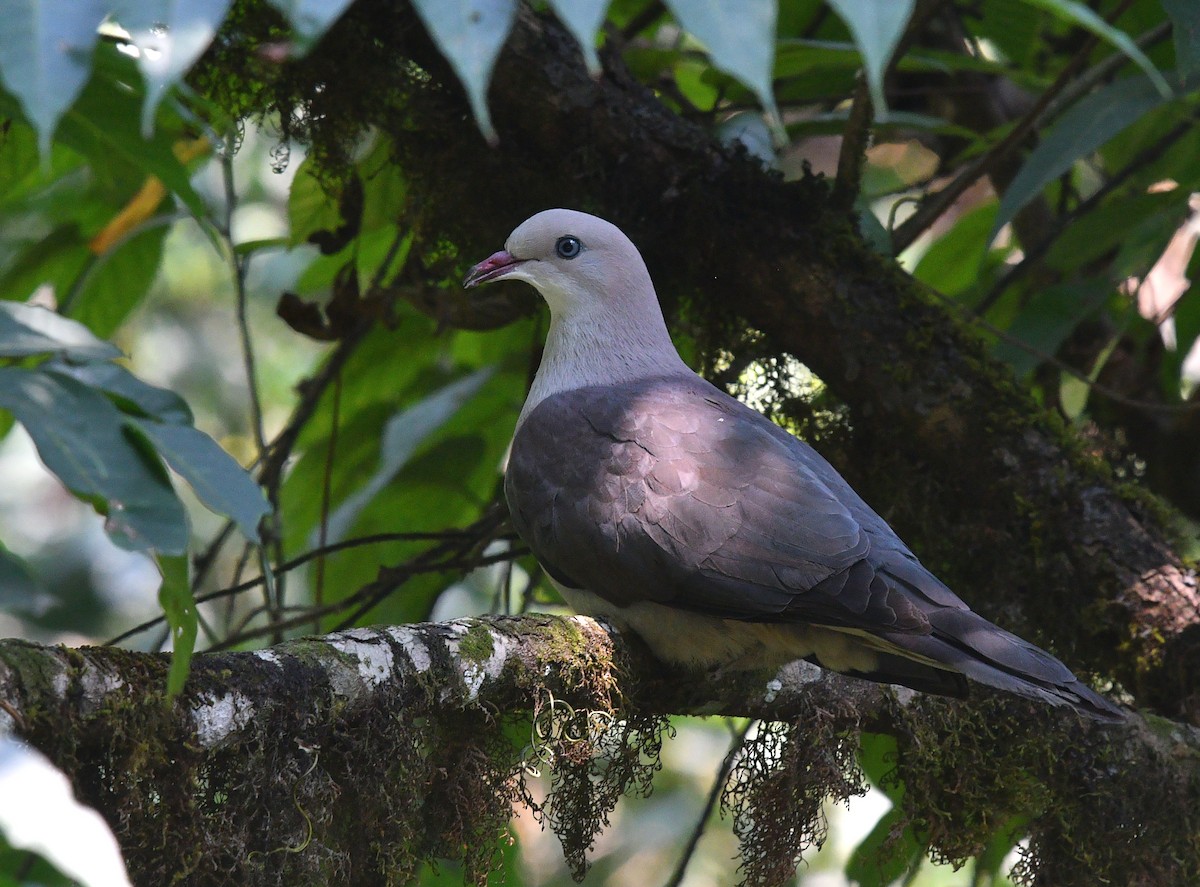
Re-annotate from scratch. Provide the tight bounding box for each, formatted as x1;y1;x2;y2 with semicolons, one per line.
507;375;944;631
506;375;1120;719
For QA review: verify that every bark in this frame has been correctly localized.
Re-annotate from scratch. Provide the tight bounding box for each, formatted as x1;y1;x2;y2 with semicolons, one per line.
1;620;1197;886
319;2;1195;718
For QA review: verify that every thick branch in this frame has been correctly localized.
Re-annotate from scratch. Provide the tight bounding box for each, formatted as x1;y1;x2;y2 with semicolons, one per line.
1;622;1197;885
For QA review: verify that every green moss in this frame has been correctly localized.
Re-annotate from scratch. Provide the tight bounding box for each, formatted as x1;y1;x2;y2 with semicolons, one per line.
457;623;495;664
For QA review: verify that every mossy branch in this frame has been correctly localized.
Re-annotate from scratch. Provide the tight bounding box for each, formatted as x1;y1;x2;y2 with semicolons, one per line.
1;618;1198;886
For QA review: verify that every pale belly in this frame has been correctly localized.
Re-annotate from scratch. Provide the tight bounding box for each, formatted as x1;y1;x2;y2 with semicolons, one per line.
552;581;882;675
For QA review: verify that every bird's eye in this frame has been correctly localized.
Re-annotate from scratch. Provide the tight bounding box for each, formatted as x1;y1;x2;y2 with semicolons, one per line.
555;235;582;259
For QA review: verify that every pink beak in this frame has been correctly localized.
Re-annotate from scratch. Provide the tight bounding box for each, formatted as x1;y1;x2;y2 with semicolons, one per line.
463;250;524;288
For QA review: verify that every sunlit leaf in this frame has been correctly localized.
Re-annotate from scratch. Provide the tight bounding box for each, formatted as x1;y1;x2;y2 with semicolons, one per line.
664;0;781;128
155;554;195;698
1059;372;1090;420
824;0;916;118
990;75;1179;246
1162;0;1200;79
1020;0;1171;97
0;301;120;360
547;0;611;75
288;154;345;246
133;419;269;542
0;368;188;554
0;0;108;154
409;0;518;143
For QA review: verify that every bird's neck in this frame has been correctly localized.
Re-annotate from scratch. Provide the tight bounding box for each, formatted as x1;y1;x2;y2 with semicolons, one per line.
518;301;690;427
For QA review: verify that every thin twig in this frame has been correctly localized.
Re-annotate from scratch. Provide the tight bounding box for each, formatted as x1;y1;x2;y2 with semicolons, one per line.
314;371;343;624
661;719;756;887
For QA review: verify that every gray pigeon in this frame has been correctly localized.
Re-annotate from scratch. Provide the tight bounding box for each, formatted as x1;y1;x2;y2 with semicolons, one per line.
464;208;1120;720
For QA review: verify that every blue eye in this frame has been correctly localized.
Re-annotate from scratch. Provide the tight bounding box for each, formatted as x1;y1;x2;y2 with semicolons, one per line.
555;235;582;259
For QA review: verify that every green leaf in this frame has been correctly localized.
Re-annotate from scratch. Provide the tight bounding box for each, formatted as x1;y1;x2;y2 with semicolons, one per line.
133;419;269;542
111;0;234;133
824;0;916;118
156;553;196;698
0;0;108;154
1019;0;1171;98
0;548;48;614
43;359;193;424
0;301;120;360
0;367;188;554
1059;372;1090;420
54;45;208;218
664;0;781;128
409;0;518;143
913;201;1001;297
991;281;1105;378
287;153;345;247
845;806;924;887
990;75;1179;246
1163;0;1200;78
547;0;611;75
319;367;495;545
264;0;357;47
66;225;169;338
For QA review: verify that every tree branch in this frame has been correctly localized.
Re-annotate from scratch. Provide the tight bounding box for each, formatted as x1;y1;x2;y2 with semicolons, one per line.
1;621;1196;885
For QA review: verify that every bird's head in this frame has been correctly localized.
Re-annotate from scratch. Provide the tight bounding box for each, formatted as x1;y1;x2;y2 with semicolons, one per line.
463;209;655;318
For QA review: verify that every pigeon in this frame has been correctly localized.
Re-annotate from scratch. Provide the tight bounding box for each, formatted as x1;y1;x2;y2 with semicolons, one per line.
464;208;1121;720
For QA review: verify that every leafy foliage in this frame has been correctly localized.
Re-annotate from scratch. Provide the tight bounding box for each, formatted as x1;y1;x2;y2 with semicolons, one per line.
0;0;1197;885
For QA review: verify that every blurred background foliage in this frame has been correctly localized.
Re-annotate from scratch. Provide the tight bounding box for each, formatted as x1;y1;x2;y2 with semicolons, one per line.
0;0;1197;884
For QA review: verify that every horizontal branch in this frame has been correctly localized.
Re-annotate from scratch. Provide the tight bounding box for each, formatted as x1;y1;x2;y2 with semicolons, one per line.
1;620;1197;885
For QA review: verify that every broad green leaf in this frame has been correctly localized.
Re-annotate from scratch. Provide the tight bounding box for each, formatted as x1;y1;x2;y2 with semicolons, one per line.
0;301;120;360
0;548;48;614
913;202;1000;296
991;281;1105;378
112;0;235;133
265;0;357;47
1162;0;1200;79
66;225;169;338
53;45;208;218
287;154;344;246
0;0;108;154
43;359;193;424
318;367;495;545
547;0;611;75
409;0;519;143
0;368;188;554
1020;0;1171;98
133;419;269;542
824;0;916;118
155;554;196;698
990;75;1178;246
974;815;1030;881
664;0;781;128
844;806;924;887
